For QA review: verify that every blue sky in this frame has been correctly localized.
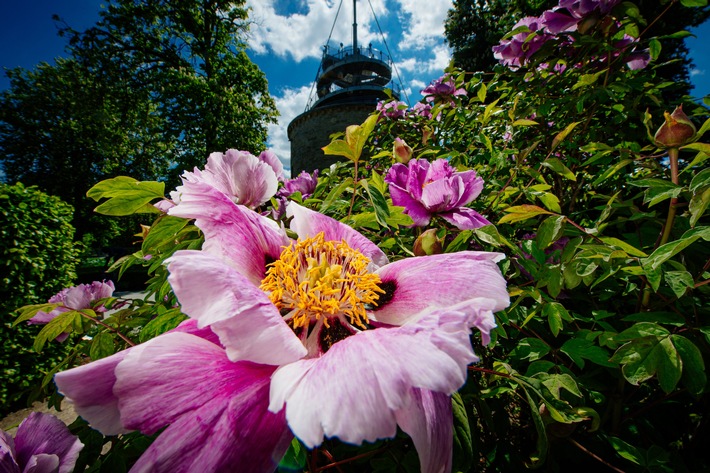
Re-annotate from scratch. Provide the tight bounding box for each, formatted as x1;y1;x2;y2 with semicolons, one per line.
1;0;708;174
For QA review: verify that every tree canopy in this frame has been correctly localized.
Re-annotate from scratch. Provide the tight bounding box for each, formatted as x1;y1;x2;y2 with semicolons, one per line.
0;0;278;244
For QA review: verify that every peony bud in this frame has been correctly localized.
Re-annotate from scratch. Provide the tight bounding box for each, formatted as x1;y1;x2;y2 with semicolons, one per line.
413;229;444;256
393;137;413;164
422;126;434;145
653;105;696;149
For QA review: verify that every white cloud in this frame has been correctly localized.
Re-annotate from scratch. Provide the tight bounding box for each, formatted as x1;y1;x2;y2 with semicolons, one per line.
247;0;387;62
690;68;706;77
394;0;453;50
266;85;313;176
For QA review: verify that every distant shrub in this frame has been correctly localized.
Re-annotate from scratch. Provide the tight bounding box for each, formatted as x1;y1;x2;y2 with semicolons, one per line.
0;182;80;416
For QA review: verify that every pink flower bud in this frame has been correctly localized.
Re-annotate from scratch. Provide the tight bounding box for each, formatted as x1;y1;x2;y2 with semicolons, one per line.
393;137;413;164
653;105;696;148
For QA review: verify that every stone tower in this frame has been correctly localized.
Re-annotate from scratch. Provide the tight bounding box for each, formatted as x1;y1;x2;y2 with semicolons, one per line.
288;0;400;175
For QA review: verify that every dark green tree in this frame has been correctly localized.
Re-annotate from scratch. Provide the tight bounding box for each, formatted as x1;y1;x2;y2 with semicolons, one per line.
60;0;279;172
0;58;170;246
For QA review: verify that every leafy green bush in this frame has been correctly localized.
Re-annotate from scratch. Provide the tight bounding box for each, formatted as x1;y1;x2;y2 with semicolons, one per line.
0;182;80;416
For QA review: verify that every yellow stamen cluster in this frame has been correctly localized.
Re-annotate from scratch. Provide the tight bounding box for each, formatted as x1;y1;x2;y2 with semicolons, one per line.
259;232;383;330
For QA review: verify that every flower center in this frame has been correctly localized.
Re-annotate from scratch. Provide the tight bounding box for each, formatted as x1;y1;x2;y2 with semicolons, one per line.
259;232;384;331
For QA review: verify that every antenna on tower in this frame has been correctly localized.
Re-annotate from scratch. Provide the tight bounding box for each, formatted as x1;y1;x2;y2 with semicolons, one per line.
352;0;358;51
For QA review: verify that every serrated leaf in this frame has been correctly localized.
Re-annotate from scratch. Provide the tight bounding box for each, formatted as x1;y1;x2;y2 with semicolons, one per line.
499;205;555;224
550;122;580;152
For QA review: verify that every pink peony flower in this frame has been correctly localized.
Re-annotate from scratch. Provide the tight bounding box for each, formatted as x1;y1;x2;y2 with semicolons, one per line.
385;158;491;230
29;280;115;342
178;149;281;209
376;100;408;119
421;74;467;104
493;17;554;69
55;184;509;473
0;412;83;473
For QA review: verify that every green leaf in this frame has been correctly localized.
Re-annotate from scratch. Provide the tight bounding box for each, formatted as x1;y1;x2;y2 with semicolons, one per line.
542;158;576;181
319;177;353;213
536;215;566;249
142;216;190;253
690;168;710;192
611;335;682;392
451;393;474;473
592;159;632;186
361;175;390;228
671;335;706;396
609;437;643;465
277;438;307;471
664;270;694;298
513;338;551;362
446;230;473;253
543;302;569;337
89;332;116;360
499;205;555;224
689;187;710;227
476;82;487;103
629;178;683;207
642;226;710;271
520;386;548;468
599;237;647;257
139;309;188;342
538;373;583;399
321;139;353;161
680;142;710;155
616;322;670;341
512;119;539;126
680;0;707;7
572;70;606;90
13;302;61;326
649;39;662;60
87;176;165;216
560;338;615;369
550;122;580;152
33;310;81;352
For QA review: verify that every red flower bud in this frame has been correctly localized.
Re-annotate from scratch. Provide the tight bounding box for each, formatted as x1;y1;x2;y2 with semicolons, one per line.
393;137;413;164
653;105;696;149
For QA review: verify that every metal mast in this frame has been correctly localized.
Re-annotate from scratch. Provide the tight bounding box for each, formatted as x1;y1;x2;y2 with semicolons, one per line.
352;0;358;51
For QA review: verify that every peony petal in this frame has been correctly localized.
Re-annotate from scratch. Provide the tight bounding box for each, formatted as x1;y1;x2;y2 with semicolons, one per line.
54;350;130;435
373;252;508;325
14;412;83;473
22;453;59;473
0;430;18;473
394;389;453;473
167;250;306;365
439;207;491;230
287;202;388;267
112;332;291;473
388;182;432;227
269;300;492;448
169;181;289;285
259;150;285;182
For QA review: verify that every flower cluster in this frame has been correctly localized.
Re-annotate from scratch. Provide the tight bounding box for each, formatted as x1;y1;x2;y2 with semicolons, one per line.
53;152;509;472
493;0;649;70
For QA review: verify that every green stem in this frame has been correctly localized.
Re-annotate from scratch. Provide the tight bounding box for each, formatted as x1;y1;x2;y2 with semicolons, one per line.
78;309;136;347
642;147;680;308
